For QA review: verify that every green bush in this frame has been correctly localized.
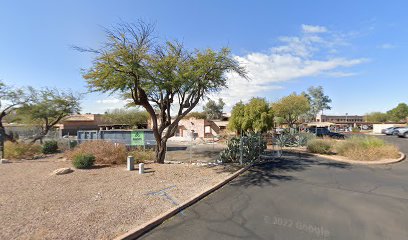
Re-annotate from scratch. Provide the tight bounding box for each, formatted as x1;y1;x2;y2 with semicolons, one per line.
4;141;42;159
307;139;333;154
72;153;95;169
352;127;360;133
218;133;266;165
42;140;59;154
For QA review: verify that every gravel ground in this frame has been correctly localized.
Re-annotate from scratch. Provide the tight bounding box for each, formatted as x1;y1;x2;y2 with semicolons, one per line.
0;156;236;240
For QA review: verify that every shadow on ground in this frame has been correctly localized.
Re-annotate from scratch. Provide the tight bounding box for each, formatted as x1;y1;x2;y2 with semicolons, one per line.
230;151;351;188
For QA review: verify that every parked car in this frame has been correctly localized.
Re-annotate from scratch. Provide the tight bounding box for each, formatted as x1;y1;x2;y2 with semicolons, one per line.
396;127;408;138
381;127;403;135
307;127;345;139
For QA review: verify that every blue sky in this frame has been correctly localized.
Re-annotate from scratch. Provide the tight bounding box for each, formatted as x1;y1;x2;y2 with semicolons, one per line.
1;0;407;115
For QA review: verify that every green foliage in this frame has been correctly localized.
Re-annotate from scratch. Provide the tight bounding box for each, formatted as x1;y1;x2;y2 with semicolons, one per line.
228;101;246;133
228;98;273;134
4;141;42;159
218;133;266;165
42;140;59;154
203;98;225;120
102;108;149;128
17;88;81;142
184;111;207;119
79;21;247;163
307;139;333;154
272;93;310;127
275;132;315;148
387;103;408;122
302;86;332;121
72;153;95;169
351;127;360;133
364;112;388;123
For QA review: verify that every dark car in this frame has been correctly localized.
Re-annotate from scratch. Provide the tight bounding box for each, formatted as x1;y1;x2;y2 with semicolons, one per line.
308;127;345;139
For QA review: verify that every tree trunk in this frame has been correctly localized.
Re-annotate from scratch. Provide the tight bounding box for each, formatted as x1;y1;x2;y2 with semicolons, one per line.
155;140;167;164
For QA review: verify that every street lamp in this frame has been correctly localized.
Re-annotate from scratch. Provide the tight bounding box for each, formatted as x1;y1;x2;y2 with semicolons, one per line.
345;113;348;131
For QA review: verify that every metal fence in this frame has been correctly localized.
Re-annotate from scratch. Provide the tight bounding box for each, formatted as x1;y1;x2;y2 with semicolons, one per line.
77;129;156;149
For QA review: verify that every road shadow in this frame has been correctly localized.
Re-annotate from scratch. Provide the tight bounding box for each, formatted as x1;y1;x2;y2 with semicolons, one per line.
230;151;351;188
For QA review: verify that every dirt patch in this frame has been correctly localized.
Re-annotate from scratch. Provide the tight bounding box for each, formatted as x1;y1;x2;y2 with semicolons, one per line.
0;157;236;239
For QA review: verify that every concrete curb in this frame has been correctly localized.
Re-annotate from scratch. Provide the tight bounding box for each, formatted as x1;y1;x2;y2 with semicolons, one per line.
311;152;406;165
113;164;251;240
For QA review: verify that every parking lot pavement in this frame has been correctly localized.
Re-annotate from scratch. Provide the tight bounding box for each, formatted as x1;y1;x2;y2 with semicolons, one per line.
140;136;408;240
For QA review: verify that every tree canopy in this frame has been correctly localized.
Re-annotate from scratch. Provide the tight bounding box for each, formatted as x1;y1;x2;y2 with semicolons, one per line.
364;112;388;123
184;111;207;119
18;88;81;143
101;108;149;127
387;103;408;122
271;93;310;127
228;98;273;134
0;81;31;142
203;98;225;120
80;21;247;163
303;86;331;121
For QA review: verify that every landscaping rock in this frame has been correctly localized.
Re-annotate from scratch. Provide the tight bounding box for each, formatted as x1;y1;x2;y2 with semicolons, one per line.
0;159;10;164
52;168;73;175
164;160;182;164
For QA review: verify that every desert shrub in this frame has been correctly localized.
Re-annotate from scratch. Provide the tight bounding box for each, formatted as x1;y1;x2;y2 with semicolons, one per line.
72;153;95;169
65;140;127;165
352;127;360;133
42;140;59;154
307;139;333;154
4;141;42;159
218;133;266;165
335;136;400;161
128;148;155;163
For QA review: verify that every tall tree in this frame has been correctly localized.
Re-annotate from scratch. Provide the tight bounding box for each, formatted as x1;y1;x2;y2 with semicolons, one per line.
303;86;332;121
271;93;310;128
203;98;225;120
18;88;81;143
228;101;246;135
228;98;273;134
80;22;246;163
102;108;149;128
0;81;30;142
387;103;408;122
364;112;388;123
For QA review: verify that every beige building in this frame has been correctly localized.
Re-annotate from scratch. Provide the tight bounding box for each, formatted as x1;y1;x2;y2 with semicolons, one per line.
56;114;103;136
175;118;220;139
316;114;364;123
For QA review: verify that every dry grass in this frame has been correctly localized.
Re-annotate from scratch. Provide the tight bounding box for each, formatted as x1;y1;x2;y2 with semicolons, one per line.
307;139;334;154
65;141;128;165
128;148;155;163
4;141;42;160
335;136;400;161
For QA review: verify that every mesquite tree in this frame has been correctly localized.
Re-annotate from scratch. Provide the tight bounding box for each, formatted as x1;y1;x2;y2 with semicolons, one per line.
18;88;81;143
0;81;30;142
80;22;246;163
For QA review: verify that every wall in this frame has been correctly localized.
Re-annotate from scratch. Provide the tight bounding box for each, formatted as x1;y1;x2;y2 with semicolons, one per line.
373;124;407;134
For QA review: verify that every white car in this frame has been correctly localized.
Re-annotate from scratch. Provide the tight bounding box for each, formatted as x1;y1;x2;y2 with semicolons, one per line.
396;127;408;138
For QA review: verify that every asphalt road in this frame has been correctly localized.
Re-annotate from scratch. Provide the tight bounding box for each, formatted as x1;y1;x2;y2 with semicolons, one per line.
140;136;408;240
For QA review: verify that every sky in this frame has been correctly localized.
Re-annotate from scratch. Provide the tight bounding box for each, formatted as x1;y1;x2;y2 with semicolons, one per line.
1;0;407;115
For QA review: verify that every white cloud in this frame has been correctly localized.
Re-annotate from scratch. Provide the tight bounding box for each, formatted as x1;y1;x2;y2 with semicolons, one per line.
96;98;122;104
216;25;367;109
301;24;328;33
95;97;132;111
378;43;395;49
